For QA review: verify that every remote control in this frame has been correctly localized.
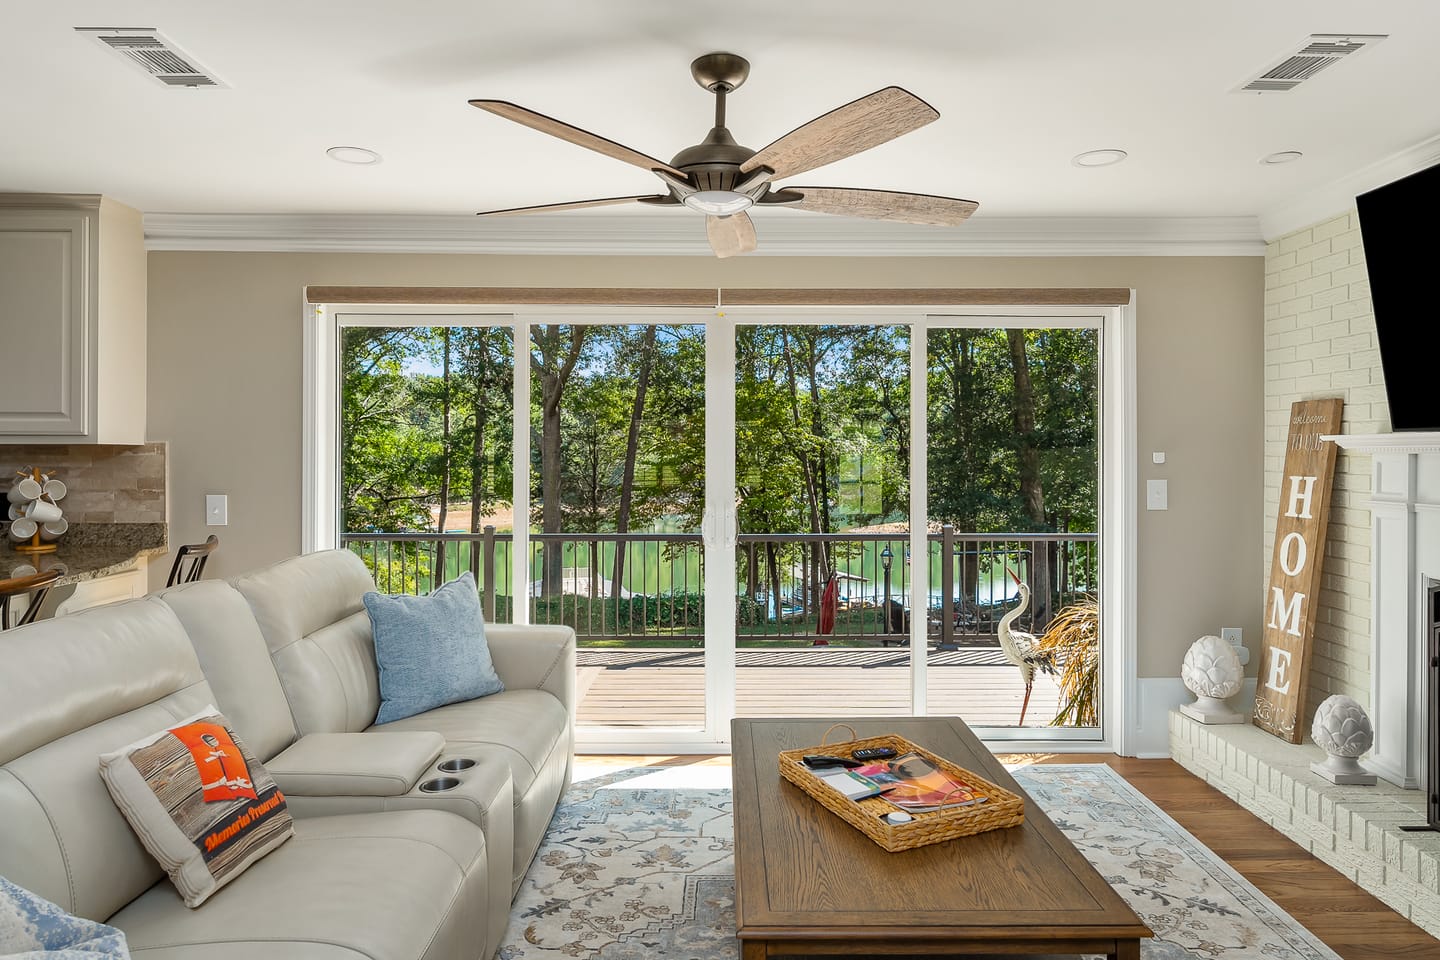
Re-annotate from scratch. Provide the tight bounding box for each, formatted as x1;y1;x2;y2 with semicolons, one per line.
851;746;898;761
801;754;862;770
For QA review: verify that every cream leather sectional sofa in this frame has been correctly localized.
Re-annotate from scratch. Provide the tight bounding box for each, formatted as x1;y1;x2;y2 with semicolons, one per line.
0;549;576;960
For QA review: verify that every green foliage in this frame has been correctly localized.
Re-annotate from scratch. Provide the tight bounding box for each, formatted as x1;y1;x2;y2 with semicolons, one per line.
339;320;1099;636
341;326;513;535
531;592;705;632
927;328;1098;533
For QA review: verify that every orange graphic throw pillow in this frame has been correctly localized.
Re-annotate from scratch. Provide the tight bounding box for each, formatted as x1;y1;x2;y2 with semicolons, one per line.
99;707;293;907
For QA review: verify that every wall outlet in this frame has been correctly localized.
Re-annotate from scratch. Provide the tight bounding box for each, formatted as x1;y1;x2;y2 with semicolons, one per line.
1152;451;1166;464
206;494;228;526
1220;626;1249;665
1146;478;1168;510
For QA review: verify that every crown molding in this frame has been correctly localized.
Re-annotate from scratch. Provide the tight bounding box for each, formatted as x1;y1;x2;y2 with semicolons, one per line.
1259;132;1440;240
143;212;1264;257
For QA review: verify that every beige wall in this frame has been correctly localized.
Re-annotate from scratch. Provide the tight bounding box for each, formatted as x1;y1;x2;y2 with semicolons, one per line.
147;252;1265;677
1263;211;1385;711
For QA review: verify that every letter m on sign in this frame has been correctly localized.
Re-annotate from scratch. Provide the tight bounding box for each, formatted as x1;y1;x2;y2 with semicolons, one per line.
1253;398;1343;743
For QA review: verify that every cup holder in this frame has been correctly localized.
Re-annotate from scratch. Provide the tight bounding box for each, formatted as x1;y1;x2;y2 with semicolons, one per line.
437;758;476;773
420;777;462;793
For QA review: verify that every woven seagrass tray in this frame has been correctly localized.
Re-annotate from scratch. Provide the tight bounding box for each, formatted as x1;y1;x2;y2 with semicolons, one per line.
777;723;1025;852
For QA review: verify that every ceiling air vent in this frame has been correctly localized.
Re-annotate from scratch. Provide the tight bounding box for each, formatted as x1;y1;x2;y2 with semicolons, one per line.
1236;34;1386;93
75;27;225;88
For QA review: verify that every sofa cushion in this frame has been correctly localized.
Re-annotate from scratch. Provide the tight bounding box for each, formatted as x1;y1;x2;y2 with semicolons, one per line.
109;811;487;960
99;709;293;908
367;690;564;799
363;572;504;724
368;688;569;892
155;581;298;762
230;550;381;737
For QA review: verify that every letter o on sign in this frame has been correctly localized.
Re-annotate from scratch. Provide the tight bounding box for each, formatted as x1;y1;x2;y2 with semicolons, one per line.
1279;531;1308;578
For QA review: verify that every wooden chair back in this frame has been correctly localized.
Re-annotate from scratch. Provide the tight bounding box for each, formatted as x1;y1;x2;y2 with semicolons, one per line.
166;535;220;588
0;568;63;629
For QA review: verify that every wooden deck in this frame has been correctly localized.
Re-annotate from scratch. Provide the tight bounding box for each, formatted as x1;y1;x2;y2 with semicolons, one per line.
575;646;1068;729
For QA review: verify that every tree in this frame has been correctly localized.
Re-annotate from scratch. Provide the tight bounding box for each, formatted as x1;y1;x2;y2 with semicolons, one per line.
531;325;590;596
612;324;658;600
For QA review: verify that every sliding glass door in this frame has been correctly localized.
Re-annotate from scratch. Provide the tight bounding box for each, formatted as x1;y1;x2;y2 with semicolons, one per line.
333;307;1107;747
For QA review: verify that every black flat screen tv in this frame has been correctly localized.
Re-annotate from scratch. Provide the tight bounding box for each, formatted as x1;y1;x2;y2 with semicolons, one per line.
1355;162;1440;432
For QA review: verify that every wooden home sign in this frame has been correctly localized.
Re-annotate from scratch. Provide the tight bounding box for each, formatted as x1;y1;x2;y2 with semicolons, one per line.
1253;398;1344;743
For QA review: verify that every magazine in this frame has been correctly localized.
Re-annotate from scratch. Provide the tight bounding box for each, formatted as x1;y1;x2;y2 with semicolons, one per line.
854;752;987;812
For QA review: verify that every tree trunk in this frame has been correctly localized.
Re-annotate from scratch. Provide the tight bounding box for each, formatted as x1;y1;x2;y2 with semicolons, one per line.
765;541;783;624
781;331;827;591
469;331;489;535
612;325;657;600
436;329;452;578
1005;329;1050;625
534;325;588;597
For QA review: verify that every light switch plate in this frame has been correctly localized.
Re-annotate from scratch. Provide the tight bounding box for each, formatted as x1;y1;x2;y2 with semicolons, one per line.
1146;479;1168;510
206;494;228;526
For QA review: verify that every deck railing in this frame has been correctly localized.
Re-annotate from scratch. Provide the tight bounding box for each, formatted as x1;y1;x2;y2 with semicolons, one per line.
341;526;1097;647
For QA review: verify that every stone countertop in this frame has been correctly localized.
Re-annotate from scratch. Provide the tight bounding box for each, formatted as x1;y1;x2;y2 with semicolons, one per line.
2;522;167;584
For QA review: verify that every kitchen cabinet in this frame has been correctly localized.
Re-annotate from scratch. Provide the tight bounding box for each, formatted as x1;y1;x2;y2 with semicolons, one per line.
0;194;146;443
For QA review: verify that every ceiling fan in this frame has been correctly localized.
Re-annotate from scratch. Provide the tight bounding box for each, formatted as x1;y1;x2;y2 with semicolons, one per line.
469;53;978;258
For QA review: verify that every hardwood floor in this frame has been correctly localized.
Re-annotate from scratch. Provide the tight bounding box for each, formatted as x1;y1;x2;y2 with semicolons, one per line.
575;752;1440;959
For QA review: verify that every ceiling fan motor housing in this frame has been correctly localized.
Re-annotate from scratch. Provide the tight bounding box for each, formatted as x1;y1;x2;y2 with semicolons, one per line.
670;126;759;192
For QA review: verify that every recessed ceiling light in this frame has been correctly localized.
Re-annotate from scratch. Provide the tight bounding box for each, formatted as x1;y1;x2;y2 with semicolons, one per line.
326;146;382;165
1072;149;1128;168
1261;151;1304;165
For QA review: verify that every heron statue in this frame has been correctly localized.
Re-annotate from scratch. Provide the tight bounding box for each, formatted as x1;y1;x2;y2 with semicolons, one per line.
998;567;1057;726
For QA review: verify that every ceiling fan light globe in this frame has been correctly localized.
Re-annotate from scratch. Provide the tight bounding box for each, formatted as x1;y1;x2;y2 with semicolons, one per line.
683;191;754;216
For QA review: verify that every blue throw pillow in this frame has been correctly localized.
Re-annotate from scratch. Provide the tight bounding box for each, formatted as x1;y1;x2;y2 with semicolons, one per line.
0;875;130;958
363;572;504;725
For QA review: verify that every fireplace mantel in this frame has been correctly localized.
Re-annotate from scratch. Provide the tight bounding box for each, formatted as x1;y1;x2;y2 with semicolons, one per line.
1323;431;1440;454
1323;433;1440;789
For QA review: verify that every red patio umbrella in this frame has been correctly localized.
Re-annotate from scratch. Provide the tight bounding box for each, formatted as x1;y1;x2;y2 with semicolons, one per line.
815;574;839;645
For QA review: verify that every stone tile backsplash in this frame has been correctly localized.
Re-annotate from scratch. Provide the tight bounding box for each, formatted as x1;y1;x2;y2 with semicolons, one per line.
1;442;167;523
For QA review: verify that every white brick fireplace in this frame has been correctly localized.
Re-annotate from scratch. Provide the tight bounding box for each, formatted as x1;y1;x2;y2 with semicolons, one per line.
1172;431;1440;933
1326;432;1440;791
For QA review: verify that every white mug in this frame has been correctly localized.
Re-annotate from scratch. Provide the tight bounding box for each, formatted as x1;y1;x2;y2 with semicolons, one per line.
42;479;66;502
7;478;42;504
7;563;37;578
24;499;63;523
40;518;68;541
8;517;38;541
6;504;20;521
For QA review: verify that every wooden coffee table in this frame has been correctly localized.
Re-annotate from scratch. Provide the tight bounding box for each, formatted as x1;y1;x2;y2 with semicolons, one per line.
731;717;1151;959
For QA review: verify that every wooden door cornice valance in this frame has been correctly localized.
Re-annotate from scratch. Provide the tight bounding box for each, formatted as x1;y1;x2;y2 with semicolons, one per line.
305;286;1132;307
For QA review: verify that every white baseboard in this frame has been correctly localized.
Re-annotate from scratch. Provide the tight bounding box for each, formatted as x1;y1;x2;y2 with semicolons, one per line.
1131;676;1257;758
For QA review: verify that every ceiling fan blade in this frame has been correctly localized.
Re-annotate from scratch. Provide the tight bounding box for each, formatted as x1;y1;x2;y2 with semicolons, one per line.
706;211;757;258
477;195;672;217
470;100;685;177
776;186;978;226
739;87;938;180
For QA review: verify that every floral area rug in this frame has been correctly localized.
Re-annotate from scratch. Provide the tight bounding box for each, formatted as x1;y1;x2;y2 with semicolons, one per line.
497;763;1341;960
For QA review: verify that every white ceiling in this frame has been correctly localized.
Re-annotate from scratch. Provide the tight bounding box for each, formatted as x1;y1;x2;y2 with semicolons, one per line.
3;1;1438;223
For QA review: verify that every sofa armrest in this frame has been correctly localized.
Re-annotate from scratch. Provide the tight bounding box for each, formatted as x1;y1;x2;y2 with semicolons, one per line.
486;624;576;721
266;732;445;797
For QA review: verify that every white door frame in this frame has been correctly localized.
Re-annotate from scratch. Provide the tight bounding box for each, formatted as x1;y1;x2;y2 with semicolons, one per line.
303;297;1138;755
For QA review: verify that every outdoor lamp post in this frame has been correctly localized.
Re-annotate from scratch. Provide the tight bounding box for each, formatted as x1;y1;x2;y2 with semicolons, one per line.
880;544;894;631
